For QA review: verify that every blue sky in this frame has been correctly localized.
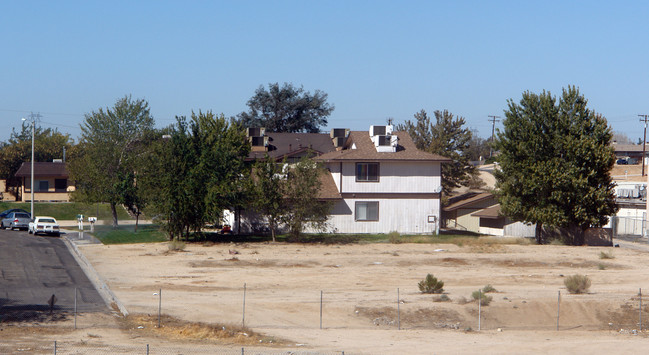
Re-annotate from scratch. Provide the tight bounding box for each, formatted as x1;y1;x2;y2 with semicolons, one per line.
1;1;648;143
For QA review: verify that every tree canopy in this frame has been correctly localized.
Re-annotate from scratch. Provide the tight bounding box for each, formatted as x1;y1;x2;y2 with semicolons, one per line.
253;156;331;241
494;86;618;245
141;112;250;240
69;95;155;227
238;82;334;133
397;109;475;195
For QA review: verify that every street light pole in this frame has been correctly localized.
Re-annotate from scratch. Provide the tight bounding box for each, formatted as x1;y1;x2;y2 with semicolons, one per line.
22;115;35;217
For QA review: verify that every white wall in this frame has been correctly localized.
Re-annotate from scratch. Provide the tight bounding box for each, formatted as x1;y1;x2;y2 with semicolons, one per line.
323;197;441;234
333;161;441;193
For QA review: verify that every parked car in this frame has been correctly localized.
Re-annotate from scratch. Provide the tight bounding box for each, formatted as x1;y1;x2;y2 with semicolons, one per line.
0;208;29;219
1;212;31;230
616;158;628;165
28;216;61;237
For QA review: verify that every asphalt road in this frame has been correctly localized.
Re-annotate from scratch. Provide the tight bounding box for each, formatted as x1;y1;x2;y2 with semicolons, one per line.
0;228;107;319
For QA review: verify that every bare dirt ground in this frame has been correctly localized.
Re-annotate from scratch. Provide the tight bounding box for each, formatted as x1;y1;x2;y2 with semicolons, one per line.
5;239;649;354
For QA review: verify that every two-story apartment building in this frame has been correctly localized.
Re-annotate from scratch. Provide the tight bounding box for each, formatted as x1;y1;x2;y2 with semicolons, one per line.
316;126;450;234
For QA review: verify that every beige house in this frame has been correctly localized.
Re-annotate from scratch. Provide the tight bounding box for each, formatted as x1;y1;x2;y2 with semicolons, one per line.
442;192;497;233
14;161;74;202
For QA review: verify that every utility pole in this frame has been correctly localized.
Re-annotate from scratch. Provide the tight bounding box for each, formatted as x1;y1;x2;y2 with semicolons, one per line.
640;115;649;176
22;112;42;218
488;115;500;158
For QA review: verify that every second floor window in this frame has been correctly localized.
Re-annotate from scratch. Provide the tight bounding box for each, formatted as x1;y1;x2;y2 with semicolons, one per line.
356;162;379;182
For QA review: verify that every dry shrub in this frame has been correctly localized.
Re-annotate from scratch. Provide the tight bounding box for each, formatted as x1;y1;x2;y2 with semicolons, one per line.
418;274;444;294
168;240;186;252
599;251;614;259
388;231;402;244
564;274;591;294
471;290;493;305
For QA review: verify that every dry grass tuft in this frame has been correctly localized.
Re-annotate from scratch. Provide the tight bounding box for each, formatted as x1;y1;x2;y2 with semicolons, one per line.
121;314;287;345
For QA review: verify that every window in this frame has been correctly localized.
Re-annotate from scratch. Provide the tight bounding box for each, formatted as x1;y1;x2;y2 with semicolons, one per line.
355;201;379;221
55;179;67;192
356;162;379;182
38;181;49;192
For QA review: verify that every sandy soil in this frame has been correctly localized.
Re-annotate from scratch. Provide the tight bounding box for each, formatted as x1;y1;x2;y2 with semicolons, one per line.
5;239;649;354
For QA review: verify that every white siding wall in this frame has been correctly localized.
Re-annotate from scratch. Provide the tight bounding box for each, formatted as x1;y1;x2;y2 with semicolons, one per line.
324;197;441;234
336;161;441;193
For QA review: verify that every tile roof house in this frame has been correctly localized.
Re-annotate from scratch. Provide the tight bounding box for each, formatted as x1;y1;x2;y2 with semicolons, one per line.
240;125;450;234
14;161;74;202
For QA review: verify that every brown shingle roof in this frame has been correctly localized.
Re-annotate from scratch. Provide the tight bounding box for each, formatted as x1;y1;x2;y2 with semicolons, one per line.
15;162;68;178
316;131;451;162
247;132;337;161
443;192;495;212
318;171;342;200
471;204;502;219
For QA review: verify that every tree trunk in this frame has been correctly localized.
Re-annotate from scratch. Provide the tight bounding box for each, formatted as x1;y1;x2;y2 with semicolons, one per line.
110;202;118;227
535;222;544;244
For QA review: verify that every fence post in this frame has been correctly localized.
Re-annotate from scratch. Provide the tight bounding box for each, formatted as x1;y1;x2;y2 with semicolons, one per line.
54;340;56;355
478;290;481;331
157;289;162;328
320;290;323;329
146;344;149;355
74;287;77;330
638;288;642;331
556;290;561;331
242;283;246;328
397;288;401;330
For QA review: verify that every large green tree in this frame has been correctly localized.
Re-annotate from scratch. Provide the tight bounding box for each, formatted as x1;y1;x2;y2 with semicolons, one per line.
238;82;334;133
0;123;74;200
253;156;331;241
142;112;250;240
397;109;475;195
494;86;618;245
70;95;154;227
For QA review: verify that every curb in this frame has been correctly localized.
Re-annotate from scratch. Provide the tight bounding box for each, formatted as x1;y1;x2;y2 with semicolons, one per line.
62;235;129;316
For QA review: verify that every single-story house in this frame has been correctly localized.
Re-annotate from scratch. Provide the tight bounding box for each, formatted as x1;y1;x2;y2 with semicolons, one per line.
14;161;74;202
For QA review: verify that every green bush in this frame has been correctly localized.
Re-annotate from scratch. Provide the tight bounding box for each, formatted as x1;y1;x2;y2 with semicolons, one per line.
482;284;497;293
388;231;402;244
418;274;444;294
433;294;451;302
564;274;591;294
471;290;493;305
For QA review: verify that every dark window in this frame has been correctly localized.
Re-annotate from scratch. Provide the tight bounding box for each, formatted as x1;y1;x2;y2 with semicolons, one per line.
55;179;67;192
356;163;379;182
38;181;49;192
355;201;379;221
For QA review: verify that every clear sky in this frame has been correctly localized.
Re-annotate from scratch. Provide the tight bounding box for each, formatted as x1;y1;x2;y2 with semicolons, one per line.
1;1;648;144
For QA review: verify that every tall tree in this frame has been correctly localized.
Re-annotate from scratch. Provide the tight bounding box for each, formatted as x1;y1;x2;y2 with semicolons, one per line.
70;95;154;227
0;123;74;200
252;156;286;242
253;156;331;241
397;109;475;195
141;112;250;240
494;86;618;245
465;129;492;162
238;82;334;133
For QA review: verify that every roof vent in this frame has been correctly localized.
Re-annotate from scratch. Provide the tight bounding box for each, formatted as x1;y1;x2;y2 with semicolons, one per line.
247;127;265;137
372;134;398;152
249;136;269;152
330;128;350;150
370;125;393;137
52;159;63;163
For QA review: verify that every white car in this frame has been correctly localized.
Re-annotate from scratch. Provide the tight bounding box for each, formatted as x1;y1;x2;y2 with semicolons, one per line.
29;216;61;237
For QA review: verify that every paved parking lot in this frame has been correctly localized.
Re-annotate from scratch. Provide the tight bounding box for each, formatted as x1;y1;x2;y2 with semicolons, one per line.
0;228;107;316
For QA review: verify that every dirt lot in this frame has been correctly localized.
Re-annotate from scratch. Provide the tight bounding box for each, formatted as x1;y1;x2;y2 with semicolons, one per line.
5;239;649;354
